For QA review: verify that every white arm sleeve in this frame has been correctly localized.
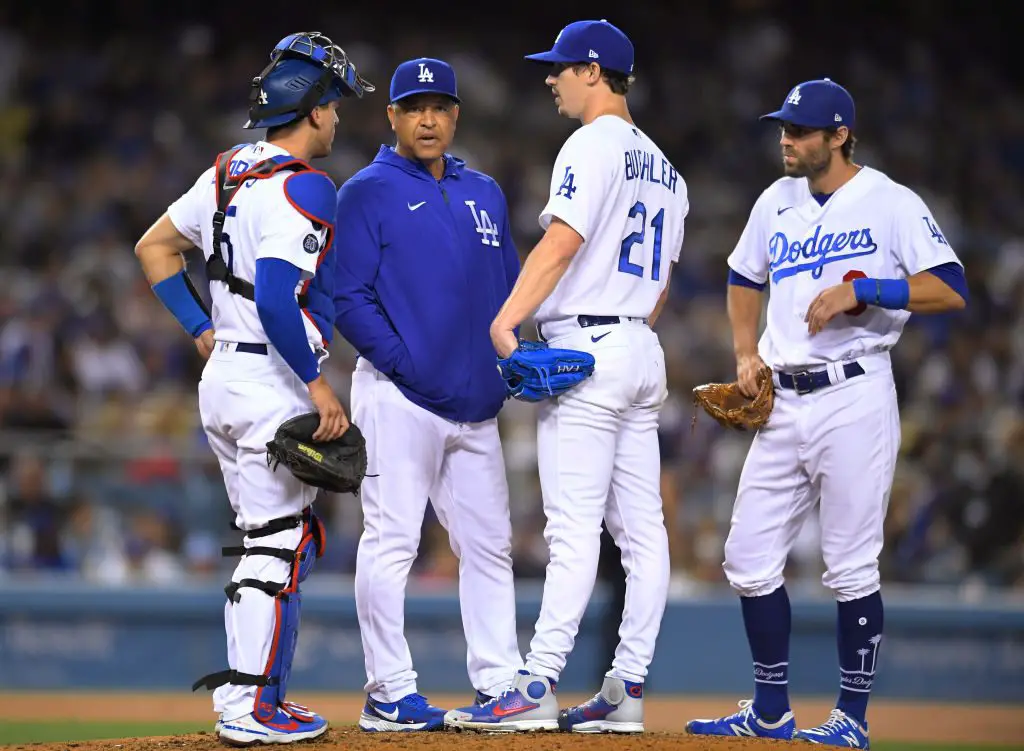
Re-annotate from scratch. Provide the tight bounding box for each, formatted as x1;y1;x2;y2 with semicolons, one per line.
727;191;772;284
671;189;690;263
166;167;214;248
538;129;615;240
892;188;962;275
256;183;329;278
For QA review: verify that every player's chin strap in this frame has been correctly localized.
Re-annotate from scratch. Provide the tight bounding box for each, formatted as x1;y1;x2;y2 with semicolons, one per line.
191;508;325;723
207;147;317;308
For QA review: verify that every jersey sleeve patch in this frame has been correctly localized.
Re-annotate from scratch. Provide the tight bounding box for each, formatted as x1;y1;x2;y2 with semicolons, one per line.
283;171;338;229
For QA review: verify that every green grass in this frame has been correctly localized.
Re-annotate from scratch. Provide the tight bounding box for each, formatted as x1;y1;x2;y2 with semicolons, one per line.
0;722;1021;749
0;722;208;745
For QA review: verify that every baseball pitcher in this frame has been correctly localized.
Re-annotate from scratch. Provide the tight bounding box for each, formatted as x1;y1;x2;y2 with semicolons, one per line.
134;32;373;745
686;79;967;748
445;19;689;734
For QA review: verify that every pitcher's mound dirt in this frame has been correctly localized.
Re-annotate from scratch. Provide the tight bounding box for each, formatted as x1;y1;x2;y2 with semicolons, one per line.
2;693;1022;749
4;727;800;751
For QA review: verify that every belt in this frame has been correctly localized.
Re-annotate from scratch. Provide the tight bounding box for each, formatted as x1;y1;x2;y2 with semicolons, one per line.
236;343;268;355
577;315;648;328
777;362;865;395
538;315;648;342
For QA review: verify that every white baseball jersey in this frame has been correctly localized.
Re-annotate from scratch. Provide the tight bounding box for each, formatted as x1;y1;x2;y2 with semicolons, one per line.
535;115;689;323
167;141;328;350
728;166;962;370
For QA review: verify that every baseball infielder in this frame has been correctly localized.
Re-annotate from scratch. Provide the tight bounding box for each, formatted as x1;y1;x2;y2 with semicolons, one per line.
686;79;967;748
445;19;688;734
134;32;373;745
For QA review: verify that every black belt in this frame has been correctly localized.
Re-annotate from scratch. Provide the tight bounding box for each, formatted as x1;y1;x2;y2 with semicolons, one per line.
777;362;865;395
577;315;648;328
538;315;648;342
235;343;268;355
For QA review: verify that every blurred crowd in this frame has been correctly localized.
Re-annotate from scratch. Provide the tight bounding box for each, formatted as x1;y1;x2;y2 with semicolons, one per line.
1;2;1022;595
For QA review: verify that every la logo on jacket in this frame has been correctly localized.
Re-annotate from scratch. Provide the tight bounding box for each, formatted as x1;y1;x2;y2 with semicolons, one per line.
465;200;500;247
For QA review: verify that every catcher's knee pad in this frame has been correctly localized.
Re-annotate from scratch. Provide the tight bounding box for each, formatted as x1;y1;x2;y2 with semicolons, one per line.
192;508;326;722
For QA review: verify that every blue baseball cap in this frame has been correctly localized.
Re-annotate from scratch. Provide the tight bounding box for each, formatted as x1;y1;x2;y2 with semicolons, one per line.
760;78;856;130
525;19;634;76
389;58;460;104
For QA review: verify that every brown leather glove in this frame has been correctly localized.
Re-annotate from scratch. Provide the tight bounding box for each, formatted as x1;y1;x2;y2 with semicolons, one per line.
692;366;775;431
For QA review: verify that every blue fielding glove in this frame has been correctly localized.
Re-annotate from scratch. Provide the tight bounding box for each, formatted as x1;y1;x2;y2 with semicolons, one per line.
497;340;596;402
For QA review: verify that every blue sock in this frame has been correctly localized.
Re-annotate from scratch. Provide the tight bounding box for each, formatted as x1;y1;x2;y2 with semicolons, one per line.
740;586;791;720
836;591;884;726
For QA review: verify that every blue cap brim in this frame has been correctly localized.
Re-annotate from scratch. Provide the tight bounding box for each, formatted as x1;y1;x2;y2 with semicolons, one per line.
759;110;838;129
392;88;461;104
524;50;577;64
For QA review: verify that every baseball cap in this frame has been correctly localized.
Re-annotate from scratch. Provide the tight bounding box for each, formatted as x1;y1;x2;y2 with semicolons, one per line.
389;58;460;104
524;19;634;76
760;78;856;130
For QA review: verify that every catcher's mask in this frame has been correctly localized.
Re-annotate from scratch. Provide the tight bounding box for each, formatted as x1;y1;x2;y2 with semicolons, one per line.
245;31;376;129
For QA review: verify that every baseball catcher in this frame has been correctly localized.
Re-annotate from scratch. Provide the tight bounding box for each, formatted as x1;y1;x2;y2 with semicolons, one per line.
497;340;596;402
692;365;774;431
266;413;368;494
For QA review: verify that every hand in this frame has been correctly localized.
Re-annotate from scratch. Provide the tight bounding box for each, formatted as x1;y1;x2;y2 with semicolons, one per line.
805;282;859;335
490;323;519;359
736;352;767;398
195;329;215;360
307;376;350;442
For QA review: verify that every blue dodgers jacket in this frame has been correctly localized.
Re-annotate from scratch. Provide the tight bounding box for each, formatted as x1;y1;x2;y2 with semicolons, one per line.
333;145;520;423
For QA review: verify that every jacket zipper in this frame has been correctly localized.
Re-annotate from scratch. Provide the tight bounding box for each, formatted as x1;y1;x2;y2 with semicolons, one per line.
438;176;475;418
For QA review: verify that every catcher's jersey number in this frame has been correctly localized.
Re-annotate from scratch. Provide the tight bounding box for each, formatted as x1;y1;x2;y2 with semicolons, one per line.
618;201;665;281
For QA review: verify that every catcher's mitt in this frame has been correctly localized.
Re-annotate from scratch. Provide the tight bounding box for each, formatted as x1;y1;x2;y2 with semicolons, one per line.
266;413;368;494
497;340;596;402
692;366;775;431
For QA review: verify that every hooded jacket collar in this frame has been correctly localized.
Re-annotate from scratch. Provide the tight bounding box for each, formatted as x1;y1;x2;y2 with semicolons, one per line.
373;145;465;180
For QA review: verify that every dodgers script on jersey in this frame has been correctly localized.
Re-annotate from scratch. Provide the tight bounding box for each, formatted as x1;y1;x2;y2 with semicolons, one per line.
167;141;328;350
728;166;961;370
535;115;689;322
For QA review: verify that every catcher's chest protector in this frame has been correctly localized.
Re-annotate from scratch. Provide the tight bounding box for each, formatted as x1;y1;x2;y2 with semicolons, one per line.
208;148;323;307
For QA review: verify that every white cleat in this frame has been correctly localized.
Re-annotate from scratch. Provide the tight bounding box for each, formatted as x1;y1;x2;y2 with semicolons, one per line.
444;670;559;733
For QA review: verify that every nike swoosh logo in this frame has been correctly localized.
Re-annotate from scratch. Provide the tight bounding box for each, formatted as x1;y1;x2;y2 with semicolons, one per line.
263;719;301;731
777;206;794;215
408;201;427;211
492;702;539;718
591;332;611;343
376;707;401;721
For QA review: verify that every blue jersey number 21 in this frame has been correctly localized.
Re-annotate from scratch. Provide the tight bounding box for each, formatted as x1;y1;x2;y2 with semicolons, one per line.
618;201;664;281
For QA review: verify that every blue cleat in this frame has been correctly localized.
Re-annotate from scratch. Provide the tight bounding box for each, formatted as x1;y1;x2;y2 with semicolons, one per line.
685;699;796;739
358;692;447;732
218;704;328;746
444;670;559;732
795;708;870;748
558;676;644;733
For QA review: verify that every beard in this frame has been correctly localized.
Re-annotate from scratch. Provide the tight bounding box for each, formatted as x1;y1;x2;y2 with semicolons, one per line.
783;146;831;178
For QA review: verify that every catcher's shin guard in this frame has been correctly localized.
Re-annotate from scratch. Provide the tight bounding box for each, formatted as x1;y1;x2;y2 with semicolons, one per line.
192;509;326;721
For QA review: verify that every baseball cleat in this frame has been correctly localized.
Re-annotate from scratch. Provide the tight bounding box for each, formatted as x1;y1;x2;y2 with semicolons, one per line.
795;708;870;748
217;706;328;745
685;699;796;739
444;669;558;732
358;692;447;732
558;675;644;733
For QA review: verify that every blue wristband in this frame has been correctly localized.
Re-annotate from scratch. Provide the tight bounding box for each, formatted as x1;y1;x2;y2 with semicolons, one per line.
152;271;213;337
852;277;910;310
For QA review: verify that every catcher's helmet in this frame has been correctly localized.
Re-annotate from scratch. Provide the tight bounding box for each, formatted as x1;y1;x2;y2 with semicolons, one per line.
245;31;375;129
